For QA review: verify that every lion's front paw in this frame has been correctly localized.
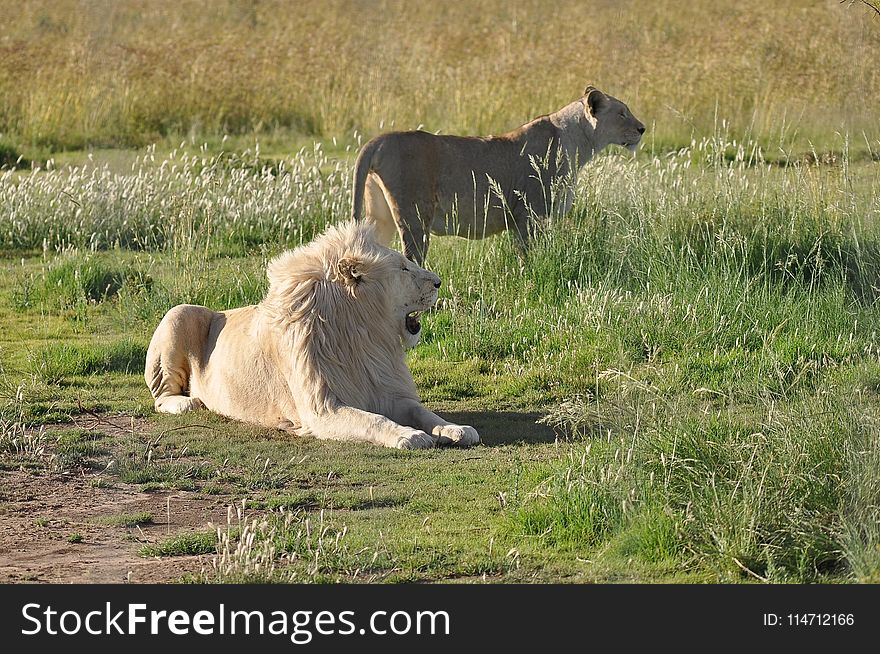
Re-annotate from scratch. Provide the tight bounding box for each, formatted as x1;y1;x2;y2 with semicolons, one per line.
394;430;436;450
434;424;480;447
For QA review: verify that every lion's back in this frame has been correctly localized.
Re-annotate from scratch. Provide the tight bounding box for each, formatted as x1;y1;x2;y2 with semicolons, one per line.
189;304;291;423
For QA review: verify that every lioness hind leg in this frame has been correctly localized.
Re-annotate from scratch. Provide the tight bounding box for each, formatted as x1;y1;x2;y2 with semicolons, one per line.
364;175;398;246
509;211;534;261
398;219;430;265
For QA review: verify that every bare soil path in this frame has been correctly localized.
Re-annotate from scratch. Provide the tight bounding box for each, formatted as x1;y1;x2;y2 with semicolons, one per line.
0;469;230;583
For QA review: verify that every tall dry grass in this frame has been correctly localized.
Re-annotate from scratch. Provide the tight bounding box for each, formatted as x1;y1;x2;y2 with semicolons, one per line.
1;0;879;151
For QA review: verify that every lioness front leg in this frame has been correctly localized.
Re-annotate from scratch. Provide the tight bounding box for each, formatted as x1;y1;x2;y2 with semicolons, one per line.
396;400;481;447
509;210;535;261
302;405;437;450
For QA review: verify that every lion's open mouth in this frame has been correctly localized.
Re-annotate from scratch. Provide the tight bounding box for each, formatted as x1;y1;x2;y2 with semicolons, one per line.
405;311;422;335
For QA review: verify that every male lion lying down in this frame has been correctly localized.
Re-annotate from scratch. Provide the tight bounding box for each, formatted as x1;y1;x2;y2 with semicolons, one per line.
144;222;480;449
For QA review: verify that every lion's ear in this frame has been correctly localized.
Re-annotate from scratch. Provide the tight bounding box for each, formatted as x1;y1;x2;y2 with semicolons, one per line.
584;86;608;117
583;84;597;97
336;257;363;285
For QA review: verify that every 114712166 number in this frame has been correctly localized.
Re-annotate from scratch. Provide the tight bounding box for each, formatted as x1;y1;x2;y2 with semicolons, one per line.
763;613;855;627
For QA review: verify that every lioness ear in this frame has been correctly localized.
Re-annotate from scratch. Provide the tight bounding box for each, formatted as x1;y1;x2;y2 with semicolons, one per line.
336;257;363;285
584;86;608;117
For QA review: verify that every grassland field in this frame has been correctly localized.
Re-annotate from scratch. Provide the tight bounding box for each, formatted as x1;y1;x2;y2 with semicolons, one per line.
1;0;880;583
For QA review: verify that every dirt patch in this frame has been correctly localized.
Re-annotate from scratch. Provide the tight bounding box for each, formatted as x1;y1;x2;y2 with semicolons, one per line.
0;468;233;583
66;412;153;440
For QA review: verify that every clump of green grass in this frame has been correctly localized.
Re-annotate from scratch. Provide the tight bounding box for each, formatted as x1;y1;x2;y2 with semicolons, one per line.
0;385;52;463
110;437;214;488
241;456;297;491
117;465;203;488
248;492;319;512
67;532;83;544
42;253;151;305
140;530;216;557
54;429;109;469
137;482;166;493
0;139;28;168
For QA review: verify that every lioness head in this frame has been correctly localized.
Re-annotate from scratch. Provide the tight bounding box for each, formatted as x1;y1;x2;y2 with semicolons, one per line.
583;85;645;153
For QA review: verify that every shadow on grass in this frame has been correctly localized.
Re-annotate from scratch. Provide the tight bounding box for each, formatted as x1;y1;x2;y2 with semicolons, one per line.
439;411;556;446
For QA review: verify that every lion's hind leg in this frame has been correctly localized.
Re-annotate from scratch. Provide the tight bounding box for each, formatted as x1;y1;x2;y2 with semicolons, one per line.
145;304;213;415
154;395;204;414
146;349;205;415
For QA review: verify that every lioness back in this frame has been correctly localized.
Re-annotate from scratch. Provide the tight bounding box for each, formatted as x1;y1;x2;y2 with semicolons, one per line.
360;127;554;242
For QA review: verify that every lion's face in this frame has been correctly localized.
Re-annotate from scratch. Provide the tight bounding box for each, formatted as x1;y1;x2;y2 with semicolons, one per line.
584;86;645;153
265;223;442;352
387;251;441;349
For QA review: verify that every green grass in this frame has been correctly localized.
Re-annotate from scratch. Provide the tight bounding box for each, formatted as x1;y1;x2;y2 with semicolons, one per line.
54;429;110;469
140;530;217;558
29;342;147;385
514;392;879;582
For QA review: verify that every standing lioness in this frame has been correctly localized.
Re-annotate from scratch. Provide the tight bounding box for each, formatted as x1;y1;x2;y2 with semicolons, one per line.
351;85;645;263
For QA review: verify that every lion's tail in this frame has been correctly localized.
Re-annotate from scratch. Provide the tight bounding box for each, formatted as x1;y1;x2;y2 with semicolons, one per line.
350;137;382;222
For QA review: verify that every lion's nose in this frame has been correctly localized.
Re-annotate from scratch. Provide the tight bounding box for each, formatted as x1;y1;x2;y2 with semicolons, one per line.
434;279;441;289
637;125;646;135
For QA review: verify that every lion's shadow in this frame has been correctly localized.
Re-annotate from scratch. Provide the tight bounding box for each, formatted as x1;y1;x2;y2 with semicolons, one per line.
438;411;557;446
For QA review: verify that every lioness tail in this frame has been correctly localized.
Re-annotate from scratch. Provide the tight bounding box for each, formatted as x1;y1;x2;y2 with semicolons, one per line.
350;137;383;222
